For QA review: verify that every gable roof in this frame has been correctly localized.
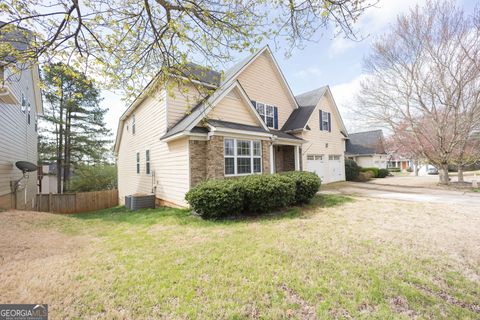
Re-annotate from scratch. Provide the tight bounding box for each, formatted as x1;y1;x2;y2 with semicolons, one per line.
295;86;328;107
283;86;347;135
346;130;386;155
282;105;316;132
182;62;221;86
160;80;268;141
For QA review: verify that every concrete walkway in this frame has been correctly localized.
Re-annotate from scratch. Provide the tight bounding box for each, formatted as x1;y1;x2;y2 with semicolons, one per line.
323;182;480;207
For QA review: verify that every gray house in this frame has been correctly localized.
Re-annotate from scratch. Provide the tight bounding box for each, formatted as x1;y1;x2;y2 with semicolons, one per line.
346;130;388;169
0;22;43;210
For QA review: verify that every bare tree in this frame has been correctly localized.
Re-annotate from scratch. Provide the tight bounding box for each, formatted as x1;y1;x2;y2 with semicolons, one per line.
0;0;376;97
357;0;480;185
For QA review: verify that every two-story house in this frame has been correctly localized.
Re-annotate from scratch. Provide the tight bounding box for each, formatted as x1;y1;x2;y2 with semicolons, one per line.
114;46;348;207
0;22;43;210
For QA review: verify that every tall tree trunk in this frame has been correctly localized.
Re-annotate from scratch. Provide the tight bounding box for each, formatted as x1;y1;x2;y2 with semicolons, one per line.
63;109;71;192
438;163;450;185
457;165;464;183
414;159;419;176
57;91;64;194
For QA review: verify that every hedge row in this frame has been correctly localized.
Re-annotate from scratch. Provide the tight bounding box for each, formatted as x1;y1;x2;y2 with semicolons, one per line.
185;171;321;219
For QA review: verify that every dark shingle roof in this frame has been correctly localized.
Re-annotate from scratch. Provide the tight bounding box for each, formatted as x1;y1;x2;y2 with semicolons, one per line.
282;106;315;131
0;21;31;51
346;130;386;155
183;63;221;86
207;119;268;133
295;86;328;107
270;129;303;141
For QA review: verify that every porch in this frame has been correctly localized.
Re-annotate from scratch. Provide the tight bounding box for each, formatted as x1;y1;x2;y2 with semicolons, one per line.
270;144;301;173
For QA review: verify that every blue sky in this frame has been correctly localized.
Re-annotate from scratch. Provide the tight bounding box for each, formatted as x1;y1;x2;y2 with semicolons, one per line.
103;0;477;136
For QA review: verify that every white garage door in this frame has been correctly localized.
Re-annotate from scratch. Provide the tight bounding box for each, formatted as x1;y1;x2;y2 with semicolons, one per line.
306;154;344;183
306;154;328;182
328;155;343;182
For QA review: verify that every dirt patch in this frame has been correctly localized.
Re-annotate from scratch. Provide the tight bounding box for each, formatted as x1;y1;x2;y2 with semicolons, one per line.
280;284;317;319
0;210;94;308
415;284;480;314
389;296;418;318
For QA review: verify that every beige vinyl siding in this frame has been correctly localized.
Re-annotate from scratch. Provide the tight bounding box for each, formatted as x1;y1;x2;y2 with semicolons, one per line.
117;90;190;206
0;68;39;209
236;52;296;129
296;92;346;182
208;92;258;126
166;83;205;128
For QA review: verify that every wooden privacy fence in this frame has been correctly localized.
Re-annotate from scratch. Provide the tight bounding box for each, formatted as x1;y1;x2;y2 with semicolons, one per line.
36;189;118;214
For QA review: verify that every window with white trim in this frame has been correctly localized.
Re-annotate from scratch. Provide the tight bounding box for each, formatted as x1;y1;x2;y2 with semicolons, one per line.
224;138;262;176
320;110;330;131
145;150;151;174
253;101;276;129
136;152;140;174
307;154;323;161
328;155;341;161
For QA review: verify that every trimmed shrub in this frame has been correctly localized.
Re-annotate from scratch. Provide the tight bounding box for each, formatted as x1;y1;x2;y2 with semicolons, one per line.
345;159;360;181
378;168;389;178
357;171;374;182
388;167;401;172
281;171;321;204
185;179;244;219
360;167;380;178
242;174;296;213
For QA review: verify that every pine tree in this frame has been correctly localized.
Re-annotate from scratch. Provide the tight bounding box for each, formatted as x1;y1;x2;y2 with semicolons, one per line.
39;63;112;193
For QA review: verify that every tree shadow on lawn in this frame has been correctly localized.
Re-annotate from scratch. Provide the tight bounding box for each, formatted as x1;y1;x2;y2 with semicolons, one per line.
70;194;354;227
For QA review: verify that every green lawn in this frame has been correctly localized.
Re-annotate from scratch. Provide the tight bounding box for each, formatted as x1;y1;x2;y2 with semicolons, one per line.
4;195;480;319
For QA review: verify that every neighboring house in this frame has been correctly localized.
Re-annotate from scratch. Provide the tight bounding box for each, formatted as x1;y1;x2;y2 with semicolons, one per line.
387;156;412;171
346;130;388;169
114;46;347;207
37;163;60;194
0;22;43;209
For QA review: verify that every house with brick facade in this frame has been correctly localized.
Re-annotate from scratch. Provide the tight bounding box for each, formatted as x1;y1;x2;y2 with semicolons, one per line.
114;46;348;207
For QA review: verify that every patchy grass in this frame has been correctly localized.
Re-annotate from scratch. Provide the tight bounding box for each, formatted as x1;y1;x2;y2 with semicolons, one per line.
472;189;480;193
1;195;479;319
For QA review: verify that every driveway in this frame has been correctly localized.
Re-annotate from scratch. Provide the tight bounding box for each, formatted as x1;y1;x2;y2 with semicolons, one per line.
324;181;480;207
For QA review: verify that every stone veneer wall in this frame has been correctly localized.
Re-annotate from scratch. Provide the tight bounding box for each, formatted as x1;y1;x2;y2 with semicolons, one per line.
189;140;207;187
189;137;272;185
261;140;270;174
206;135;225;180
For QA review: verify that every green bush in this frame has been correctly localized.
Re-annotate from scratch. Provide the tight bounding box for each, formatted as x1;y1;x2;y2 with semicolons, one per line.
242;174;296;213
360;167;380;178
186;172;320;219
378;168;390;178
388;167;401;172
357;171;374;182
185;179;244;219
281;171;321;204
345;159;360;181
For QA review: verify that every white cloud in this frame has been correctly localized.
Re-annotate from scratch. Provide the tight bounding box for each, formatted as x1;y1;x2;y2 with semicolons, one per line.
293;67;322;79
328;0;427;56
330;75;368;133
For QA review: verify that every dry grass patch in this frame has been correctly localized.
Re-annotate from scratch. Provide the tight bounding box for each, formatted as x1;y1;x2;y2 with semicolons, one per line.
0;196;479;319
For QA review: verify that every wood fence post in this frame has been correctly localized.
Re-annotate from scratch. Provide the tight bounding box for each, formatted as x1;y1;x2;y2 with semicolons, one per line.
48;193;53;212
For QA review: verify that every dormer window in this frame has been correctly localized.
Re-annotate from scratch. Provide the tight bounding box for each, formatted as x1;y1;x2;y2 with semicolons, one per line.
251;101;278;129
320;110;331;132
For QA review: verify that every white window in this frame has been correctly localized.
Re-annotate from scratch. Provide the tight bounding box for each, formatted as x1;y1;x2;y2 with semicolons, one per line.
329;155;341;161
307;154;323;161
136;152;140;174
132;115;136;135
320;110;330;131
145;150;150;174
224;138;262;176
253;101;276;129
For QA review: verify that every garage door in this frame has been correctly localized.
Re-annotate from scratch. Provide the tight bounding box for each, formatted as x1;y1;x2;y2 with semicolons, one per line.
328;155;343;182
306;154;328;182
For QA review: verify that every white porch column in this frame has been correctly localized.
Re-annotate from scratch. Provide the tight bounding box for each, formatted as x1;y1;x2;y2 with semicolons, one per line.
269;144;275;174
294;145;300;171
